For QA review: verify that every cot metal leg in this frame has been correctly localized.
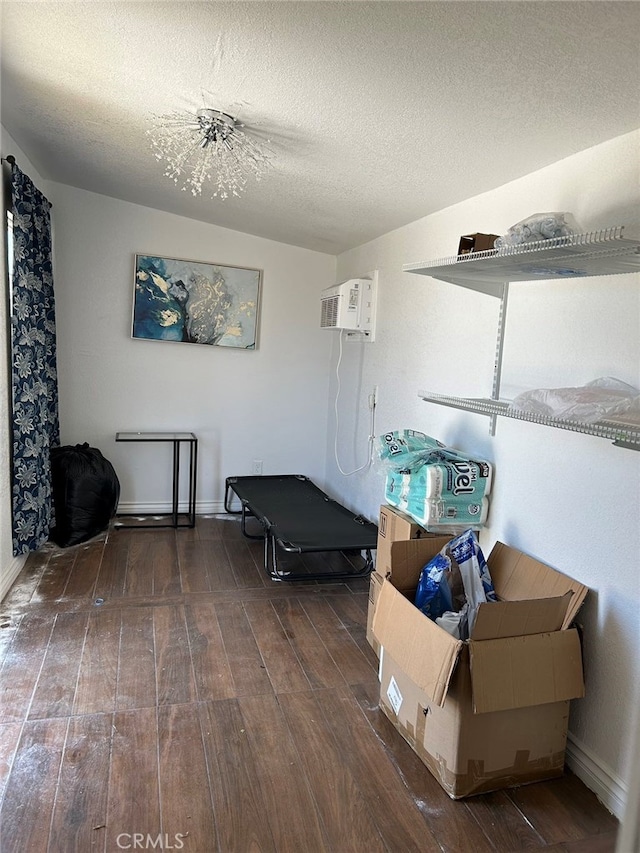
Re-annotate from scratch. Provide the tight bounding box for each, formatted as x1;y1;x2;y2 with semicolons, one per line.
241;504;265;540
224;481;264;539
223;480;237;514
267;535;291;581
265;534;271;574
264;540;373;583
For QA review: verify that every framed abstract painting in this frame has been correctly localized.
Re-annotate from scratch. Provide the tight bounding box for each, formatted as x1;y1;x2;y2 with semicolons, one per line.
132;254;261;349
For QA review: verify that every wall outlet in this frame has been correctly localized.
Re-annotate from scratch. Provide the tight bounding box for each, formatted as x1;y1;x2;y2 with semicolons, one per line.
251;459;263;475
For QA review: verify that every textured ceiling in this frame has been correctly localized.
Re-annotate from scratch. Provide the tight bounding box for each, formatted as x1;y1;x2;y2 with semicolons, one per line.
1;1;639;254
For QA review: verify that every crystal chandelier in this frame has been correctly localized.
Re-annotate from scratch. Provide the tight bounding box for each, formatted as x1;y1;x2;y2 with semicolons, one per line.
148;107;272;200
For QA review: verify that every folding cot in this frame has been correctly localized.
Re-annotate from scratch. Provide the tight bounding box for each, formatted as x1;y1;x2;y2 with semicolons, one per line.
224;474;377;581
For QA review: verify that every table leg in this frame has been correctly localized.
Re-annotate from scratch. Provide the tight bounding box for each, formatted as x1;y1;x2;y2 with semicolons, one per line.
172;440;180;527
188;440;198;527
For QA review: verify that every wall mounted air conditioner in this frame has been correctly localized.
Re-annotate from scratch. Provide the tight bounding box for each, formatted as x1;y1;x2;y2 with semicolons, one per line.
320;276;377;337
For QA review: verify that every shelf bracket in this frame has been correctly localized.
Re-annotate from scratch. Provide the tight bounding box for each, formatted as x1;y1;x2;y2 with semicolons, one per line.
612;438;640;451
489;281;509;436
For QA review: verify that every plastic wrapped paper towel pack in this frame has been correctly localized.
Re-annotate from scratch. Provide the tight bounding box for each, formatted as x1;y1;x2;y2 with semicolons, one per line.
408;492;489;531
384;470;490;531
380;431;492;532
422;461;493;498
379;432;492;487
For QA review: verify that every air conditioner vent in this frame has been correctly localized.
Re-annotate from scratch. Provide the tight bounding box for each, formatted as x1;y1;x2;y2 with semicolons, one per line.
321;294;339;328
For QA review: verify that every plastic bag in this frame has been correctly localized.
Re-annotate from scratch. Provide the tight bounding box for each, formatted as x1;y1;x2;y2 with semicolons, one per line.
494;212;582;249
448;529;497;639
508;377;640;424
435;607;466;639
378;430;446;471
413;530;496;638
414;550;453;621
378;430;491;474
50;443;120;547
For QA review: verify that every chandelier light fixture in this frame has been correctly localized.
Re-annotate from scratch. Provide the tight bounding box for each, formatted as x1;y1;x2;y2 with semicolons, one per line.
148;107;272;200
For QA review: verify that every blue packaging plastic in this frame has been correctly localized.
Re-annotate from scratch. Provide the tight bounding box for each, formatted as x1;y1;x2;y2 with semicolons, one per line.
414;551;453;621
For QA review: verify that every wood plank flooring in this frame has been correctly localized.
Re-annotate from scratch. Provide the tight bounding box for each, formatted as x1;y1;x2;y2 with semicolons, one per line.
0;515;619;852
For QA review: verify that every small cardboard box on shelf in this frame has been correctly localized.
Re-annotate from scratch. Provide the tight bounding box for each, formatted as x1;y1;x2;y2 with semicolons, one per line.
457;233;500;255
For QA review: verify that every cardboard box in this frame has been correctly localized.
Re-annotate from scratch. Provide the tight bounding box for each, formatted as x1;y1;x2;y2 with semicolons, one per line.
457;233;500;255
366;571;384;657
376;504;430;577
372;538;588;798
367;506;445;657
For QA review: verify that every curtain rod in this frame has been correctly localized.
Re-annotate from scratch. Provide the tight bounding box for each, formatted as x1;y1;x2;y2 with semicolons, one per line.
1;155;16;165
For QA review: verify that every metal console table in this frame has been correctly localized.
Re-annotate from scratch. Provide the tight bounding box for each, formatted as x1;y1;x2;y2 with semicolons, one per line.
115;432;198;528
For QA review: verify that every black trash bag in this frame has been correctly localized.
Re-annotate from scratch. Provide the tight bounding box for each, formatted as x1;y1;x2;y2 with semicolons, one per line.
50;443;120;547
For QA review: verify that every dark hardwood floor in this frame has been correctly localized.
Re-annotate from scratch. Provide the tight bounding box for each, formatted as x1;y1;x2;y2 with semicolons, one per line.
0;515;619;852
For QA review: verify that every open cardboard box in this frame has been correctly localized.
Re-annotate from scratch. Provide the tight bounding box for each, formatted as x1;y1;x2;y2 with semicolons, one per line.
366;505;442;657
372;538;589;798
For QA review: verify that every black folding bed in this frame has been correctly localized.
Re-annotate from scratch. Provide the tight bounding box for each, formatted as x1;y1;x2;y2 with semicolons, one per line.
224;474;378;581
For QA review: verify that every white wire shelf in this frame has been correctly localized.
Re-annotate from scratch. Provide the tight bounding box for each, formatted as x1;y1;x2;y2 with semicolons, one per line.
403;227;640;295
408;226;640;447
417;391;640;450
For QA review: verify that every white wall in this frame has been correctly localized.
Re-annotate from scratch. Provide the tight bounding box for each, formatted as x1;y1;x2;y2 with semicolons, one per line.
0;127;54;598
48;183;336;511
326;129;640;816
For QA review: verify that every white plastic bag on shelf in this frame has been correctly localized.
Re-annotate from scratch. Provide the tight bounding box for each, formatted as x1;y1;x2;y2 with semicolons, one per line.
494;212;582;249
508;377;640;424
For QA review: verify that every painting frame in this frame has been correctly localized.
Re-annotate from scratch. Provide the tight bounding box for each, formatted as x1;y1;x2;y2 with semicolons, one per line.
132;253;262;349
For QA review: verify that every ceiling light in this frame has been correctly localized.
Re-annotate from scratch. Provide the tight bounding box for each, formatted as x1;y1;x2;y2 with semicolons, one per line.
148;107;272;200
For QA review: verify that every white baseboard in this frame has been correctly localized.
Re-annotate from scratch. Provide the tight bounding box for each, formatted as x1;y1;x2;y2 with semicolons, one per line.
566;730;627;819
116;500;226;516
0;554;27;603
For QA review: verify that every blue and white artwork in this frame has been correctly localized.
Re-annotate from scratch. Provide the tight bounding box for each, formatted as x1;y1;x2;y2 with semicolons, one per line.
132;254;261;348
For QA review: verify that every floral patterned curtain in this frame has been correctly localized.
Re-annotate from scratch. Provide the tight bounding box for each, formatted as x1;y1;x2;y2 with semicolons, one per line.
9;162;60;555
